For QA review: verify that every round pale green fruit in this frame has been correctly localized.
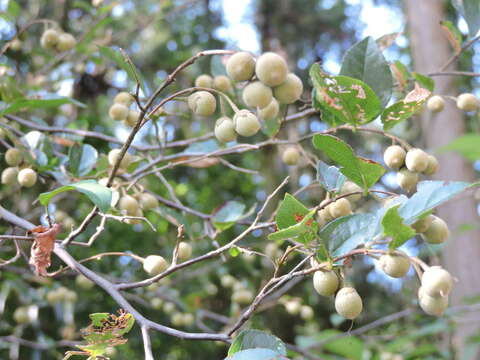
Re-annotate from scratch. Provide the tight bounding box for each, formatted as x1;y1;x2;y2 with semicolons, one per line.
13;306;31;324
273;73;303;104
379;251;410;278
329;198;351;218
418;286;448;316
213;75;232;92
412;215;433;233
300;305;314;320
340;181;362;202
5;148;23;166
282;146;300;165
231;289;254;305
41;29;59;49
383;145;406;170
182;313;194;326
284;299;302;315
195;74;213;88
427;95;445;112
75;274;94;289
258;98;279;120
108;149;132;169
397;168;418;192
10;38;22;51
150;298;163;310
220;274;235;288
177;242;192;260
171;312;185;326
255;52;288;87
421;266;453;297
124;110;140;127
119;195;139;215
143;255;169;276
109;103;129;121
188;91;216;116
405;148;429;173
233;110;260;137
1;167;18;185
17;168;37;187
242;81;273;109
214;116;237;143
139;193;159;211
313;270;339;296
56;33;76;52
423;155;439;176
457;93;478;112
163;302;175;314
114;91;134;105
335;287;363;320
64;290;78;303
226;52;255;82
423;216;449;244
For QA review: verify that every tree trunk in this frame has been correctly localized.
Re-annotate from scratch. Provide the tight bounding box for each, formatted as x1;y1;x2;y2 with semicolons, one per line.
405;0;480;357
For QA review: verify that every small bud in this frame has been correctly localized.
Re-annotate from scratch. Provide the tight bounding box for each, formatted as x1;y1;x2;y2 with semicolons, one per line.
383;145;406;170
220;274;235;288
423;215;449;244
405;148;429;173
426;95;445;112
124;110;140;127
231;289;253;305
313;270;339;296
143;255;169;276
233;110;260;137
456;93;478;112
335;287;363;320
284;299;302;315
282;146;300;165
273;73;303;104
300;305;314;320
226;52;255;82
75;274;94;289
255;52;288;87
242;81;273;109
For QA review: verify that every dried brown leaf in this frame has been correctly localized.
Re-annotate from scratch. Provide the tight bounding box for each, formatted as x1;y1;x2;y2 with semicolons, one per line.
29;224;62;276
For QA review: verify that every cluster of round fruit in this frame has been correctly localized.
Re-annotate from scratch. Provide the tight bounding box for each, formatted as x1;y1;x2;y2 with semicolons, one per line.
149;296;194;327
13;305;37;324
412;213;449;244
108;92;140;127
40;28;76;52
280;297;314;320
384;145;438;192
46;286;78;304
116;191;159;223
220;274;254;305
427;93;479;113
188;51;303;144
1;147;38;187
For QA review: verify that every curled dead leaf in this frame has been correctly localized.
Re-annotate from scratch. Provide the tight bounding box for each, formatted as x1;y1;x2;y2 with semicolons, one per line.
28;224;62;276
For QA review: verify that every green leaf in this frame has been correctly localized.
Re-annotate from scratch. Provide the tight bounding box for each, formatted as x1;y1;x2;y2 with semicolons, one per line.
212;201;253;231
411;72;434;92
440;20;463;53
261;117;281;137
382;205;416;249
309;63;382;126
439;133;480;161
316;160;346;193
268;209;317;242
7;0;21;18
227;348;287;360
68;144;98;177
275;193;310;229
453;0;480;37
381;84;430;130
296;330;364;360
98;45;145;92
228;329;287;356
311;89;343;127
319;213;377;257
0;96;85;117
38;180;112;213
398;181;476;225
312;134;385;190
340;36;393;108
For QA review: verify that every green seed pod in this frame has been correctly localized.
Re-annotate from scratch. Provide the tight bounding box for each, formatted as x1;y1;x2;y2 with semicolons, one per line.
412;215;434;233
195;74;213;88
188;91;217;116
233;110;260;137
139;193;159;211
273;73;303;104
231;289;253;305
423;216;449;244
340;181;363;202
379;251;410;278
119;195;139;215
242;81;273;109
335;287;363;320
383;145;406;170
214;116;237;143
300;305;314;320
313;270;339;296
226;52;255;82
177;242;192;260
75;274;94;290
255;52;288;87
124;110;140;127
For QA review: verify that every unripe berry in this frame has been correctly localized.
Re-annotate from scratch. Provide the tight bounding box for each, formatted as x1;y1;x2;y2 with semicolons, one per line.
163;302;175;314
258;98;279;120
405;148;429;173
214;117;237;143
119;195;139;215
282;146;300;165
151;298;163;310
221;274;235;288
139;193;159;211
13;306;31;324
412;215;433;233
231;289;253;305
456;93;478;112
316;208;331;227
273;73;303;104
329;198;352;218
10;38;22;51
418;286;448;316
75;274;94;290
5;147;23;166
242;81;273;109
379;251;410;278
340;181;363;202
397;168;418;192
17;168;37;187
171;312;184;326
300;305;314;320
423;155;439;176
182;313;194;326
41;29;59;49
46;289;62;304
335;287;363;320
255;52;288;87
114;91;134;105
421;266;453;297
188;91;216;116
125;110;140;127
284;299;302;315
1;167;18;185
56;33;76;52
143;255;169;276
383;145;406;170
108;149;132;169
226;51;255;82
233;110;260;137
313;270;339;296
177;242;192;260
64;290;78;303
423;216;449;244
213;75;232;92
109;103;129;121
426;95;445;112
195;74;213;88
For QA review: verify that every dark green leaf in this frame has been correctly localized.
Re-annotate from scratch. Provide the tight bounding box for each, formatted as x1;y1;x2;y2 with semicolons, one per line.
268;209;317;242
0;96;85;116
275;193;309;229
453;0;480;37
411;72;434;92
439;133;480;161
227;348;287;360
38;180;112;213
310;63;382;126
68;144;98;176
317;160;346;193
340;36;393;108
312;134;385;190
228;329;286;356
383;205;416;249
